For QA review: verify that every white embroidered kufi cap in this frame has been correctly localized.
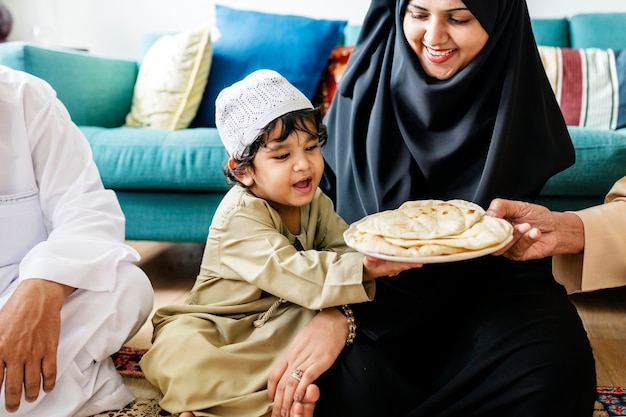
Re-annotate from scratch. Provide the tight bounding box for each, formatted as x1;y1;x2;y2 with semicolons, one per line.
215;69;314;159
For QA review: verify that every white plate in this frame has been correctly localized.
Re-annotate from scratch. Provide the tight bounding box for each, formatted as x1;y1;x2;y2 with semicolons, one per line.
345;231;514;264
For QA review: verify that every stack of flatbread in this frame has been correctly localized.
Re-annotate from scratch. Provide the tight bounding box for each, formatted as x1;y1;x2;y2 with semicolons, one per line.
344;199;513;260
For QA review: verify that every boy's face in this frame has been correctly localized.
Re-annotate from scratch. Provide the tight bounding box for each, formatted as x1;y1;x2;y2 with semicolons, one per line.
237;119;324;212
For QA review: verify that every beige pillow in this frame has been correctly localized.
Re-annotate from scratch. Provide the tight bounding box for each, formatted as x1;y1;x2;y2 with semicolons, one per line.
124;25;212;130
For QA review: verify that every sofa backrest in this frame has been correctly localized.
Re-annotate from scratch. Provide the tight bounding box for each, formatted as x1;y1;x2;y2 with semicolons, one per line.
341;25;362;46
529;13;626;49
345;14;626;49
0;41;138;128
569;13;626;49
530;18;570;47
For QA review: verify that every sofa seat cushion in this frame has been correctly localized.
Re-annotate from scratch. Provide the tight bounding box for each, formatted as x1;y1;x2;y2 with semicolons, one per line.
81;126;230;191
540;126;626;197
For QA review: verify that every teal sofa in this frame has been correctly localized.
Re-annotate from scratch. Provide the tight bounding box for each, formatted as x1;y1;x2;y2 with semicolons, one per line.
530;13;626;211
0;13;625;242
0;41;230;243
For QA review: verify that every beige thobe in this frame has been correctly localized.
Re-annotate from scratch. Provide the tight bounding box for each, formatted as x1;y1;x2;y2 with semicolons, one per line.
554;176;626;293
141;184;375;417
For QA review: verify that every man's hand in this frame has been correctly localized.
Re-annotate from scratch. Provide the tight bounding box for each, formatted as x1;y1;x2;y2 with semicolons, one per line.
486;198;584;260
0;279;73;412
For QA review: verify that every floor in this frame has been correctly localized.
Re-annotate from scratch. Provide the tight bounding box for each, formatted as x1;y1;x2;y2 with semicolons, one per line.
570;287;626;387
125;241;202;350
125;240;626;387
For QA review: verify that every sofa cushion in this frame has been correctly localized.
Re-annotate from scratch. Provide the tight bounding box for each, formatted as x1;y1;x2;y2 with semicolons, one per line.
0;42;137;127
116;190;224;242
531;18;570;47
541;126;626;197
569;13;626;49
538;46;626;129
82;126;231;191
342;25;362;46
190;5;347;128
124;25;212;130
315;45;354;116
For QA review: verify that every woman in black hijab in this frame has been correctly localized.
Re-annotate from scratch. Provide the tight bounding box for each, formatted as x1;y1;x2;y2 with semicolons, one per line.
268;0;596;416
324;0;574;219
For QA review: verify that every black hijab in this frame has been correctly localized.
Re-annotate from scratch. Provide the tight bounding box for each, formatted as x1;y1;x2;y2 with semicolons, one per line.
322;0;574;224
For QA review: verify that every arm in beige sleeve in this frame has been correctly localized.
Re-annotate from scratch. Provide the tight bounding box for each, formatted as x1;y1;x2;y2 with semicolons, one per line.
554;176;626;293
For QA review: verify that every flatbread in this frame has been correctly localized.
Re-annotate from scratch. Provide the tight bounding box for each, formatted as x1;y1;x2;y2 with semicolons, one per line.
385;216;511;249
344;227;467;257
355;199;484;240
344;199;513;259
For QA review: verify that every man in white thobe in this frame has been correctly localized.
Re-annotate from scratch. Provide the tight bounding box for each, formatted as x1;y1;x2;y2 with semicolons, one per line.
0;65;154;416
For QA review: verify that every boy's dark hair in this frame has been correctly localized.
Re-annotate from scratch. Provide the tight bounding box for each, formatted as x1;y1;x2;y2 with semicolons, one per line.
223;107;328;186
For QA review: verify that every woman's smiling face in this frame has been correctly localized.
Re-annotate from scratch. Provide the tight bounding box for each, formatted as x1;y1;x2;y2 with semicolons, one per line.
402;0;489;80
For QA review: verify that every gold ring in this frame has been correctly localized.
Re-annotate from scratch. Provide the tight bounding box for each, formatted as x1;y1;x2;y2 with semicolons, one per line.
290;368;304;381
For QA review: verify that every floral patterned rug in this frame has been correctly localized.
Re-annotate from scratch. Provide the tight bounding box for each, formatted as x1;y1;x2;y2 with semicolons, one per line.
596;387;626;416
89;346;626;417
91;347;176;417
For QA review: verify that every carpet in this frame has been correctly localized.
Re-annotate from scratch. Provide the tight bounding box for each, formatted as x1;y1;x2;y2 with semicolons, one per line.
91;347;176;417
90;346;626;417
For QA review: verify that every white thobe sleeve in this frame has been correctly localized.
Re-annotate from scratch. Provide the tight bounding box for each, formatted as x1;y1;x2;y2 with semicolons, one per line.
5;69;140;292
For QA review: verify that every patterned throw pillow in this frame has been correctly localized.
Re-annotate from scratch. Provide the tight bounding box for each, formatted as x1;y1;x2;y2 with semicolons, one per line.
314;45;354;116
538;46;626;129
124;25;212;130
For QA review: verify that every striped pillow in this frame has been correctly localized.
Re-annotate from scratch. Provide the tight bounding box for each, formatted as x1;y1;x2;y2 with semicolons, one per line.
538;46;626;129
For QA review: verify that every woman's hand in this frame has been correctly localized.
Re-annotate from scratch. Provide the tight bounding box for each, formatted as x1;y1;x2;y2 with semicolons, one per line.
268;308;347;417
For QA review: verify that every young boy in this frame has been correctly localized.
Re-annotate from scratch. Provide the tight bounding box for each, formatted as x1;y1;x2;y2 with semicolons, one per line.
139;69;420;417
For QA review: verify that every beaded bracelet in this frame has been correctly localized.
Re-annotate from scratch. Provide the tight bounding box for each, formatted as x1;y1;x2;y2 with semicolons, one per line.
340;304;357;346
